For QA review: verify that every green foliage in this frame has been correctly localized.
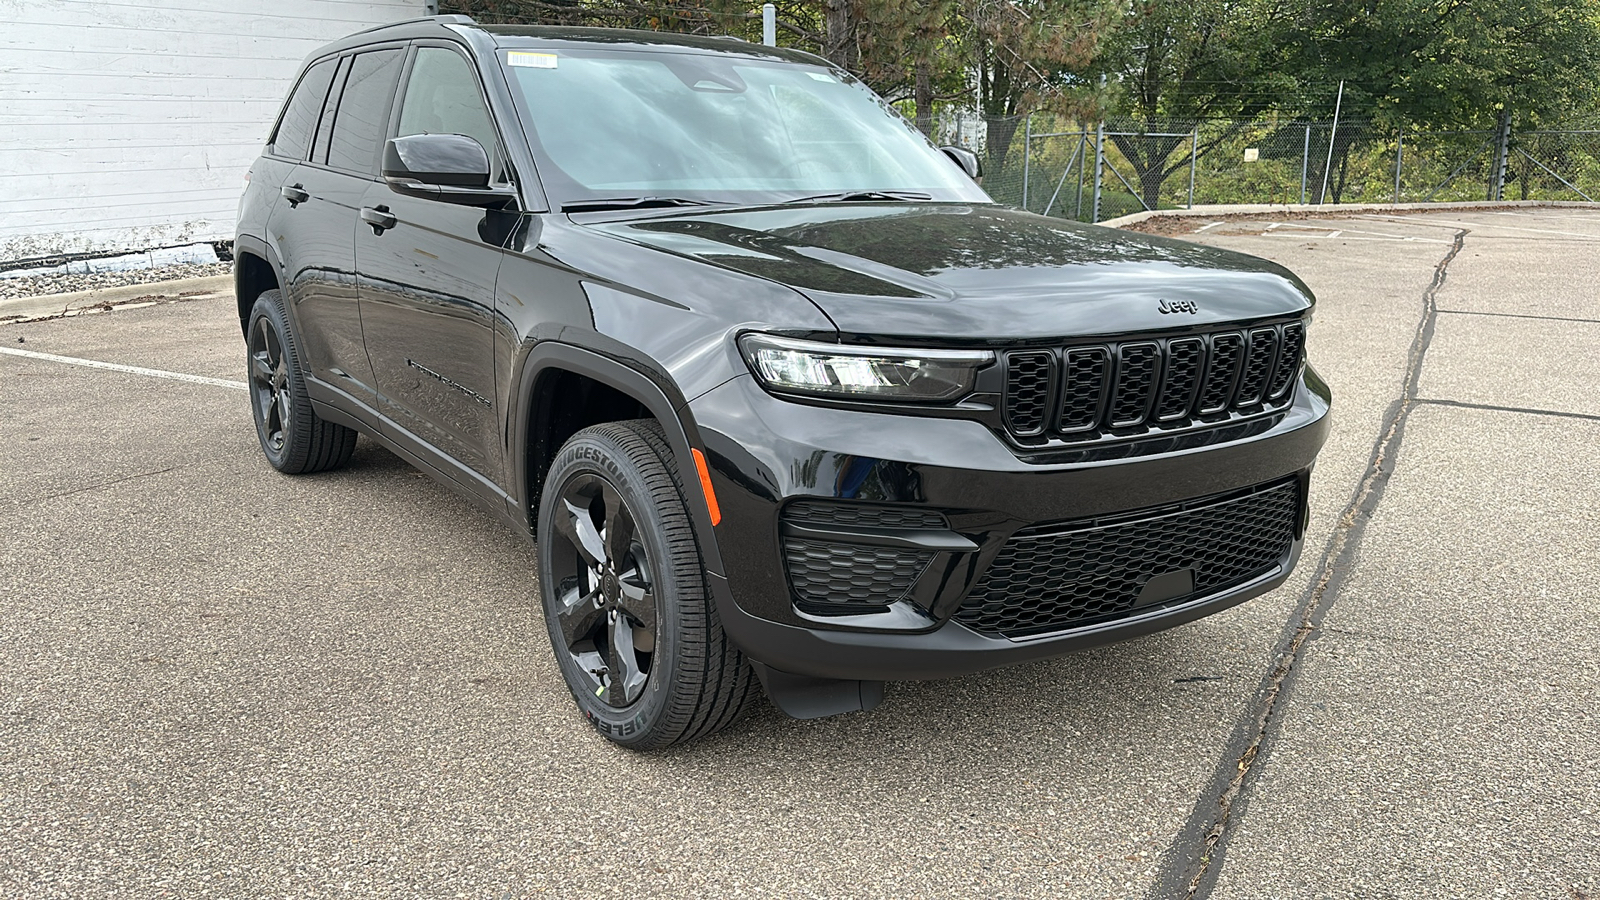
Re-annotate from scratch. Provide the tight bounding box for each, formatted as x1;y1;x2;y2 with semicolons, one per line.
443;0;1600;210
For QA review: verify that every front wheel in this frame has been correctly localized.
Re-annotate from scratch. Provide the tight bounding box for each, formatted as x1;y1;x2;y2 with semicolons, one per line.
537;420;755;749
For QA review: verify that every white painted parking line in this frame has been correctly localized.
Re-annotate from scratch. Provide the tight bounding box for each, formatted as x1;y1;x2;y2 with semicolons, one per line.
1267;220;1451;242
1362;213;1600;239
1260;232;1453;244
1481;209;1600;222
0;346;247;391
1194;221;1225;233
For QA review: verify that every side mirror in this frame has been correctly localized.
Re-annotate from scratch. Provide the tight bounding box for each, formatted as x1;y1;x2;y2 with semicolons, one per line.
383;134;516;208
940;145;983;181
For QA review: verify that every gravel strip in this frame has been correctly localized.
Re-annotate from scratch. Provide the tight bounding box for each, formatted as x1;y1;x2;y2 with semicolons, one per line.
0;262;234;301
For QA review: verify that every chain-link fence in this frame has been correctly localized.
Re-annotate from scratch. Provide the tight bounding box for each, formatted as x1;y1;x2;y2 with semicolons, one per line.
934;111;1600;222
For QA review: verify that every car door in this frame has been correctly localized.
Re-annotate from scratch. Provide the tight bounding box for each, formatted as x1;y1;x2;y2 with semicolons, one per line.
274;47;405;419
355;42;511;489
247;55;335;248
264;54;369;409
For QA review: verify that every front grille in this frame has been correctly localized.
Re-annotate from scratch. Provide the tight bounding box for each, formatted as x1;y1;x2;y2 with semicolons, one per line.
955;479;1300;638
1060;349;1110;432
1155;338;1204;421
1002;321;1305;444
1109;342;1160;427
1003;351;1053;436
784;540;933;606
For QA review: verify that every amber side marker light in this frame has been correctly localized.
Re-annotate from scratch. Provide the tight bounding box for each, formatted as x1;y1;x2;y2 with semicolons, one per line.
690;448;722;526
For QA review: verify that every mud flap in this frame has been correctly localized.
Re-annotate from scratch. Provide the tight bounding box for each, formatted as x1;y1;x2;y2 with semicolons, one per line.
750;662;885;720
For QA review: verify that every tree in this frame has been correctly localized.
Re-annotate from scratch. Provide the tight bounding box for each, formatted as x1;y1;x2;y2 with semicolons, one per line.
1273;0;1600;200
963;0;1114;178
1090;0;1290;209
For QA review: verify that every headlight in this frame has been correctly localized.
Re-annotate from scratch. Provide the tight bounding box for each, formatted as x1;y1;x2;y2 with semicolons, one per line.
738;334;993;402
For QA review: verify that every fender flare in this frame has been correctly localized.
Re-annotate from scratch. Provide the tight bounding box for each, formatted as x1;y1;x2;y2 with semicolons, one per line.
509;339;727;577
231;233;287;335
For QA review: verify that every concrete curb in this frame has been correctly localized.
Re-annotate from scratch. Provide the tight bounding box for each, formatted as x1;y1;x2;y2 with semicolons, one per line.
1101;199;1600;229
0;274;233;323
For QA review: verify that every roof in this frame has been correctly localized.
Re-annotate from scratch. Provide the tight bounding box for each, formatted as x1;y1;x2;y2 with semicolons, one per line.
317;16;832;68
482;24;826;65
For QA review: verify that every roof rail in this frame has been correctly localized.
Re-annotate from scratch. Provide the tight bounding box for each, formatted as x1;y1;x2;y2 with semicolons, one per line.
346;13;476;38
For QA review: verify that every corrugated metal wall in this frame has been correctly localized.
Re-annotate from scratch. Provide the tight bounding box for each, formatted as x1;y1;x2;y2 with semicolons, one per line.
0;0;426;263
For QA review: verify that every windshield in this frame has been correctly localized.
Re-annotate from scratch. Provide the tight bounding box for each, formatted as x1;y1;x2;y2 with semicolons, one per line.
498;46;992;208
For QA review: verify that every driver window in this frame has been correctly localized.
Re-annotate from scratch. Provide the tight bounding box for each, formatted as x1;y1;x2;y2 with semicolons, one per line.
398;47;506;181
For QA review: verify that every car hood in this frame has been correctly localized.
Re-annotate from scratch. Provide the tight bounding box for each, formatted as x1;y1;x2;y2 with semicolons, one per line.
583;203;1313;340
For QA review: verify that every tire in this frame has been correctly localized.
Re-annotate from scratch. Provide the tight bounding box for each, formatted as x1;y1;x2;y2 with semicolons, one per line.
537;419;756;749
245;290;358;474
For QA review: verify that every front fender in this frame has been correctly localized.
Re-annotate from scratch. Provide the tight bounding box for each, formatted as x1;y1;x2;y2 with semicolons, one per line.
507;338;728;577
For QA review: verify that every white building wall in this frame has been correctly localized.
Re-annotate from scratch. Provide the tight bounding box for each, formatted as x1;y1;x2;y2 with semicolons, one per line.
0;0;427;263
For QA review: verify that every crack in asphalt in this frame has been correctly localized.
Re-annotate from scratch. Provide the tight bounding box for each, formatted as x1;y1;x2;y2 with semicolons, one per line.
3;467;178;511
1149;227;1470;900
1413;397;1600;424
1435;308;1600;325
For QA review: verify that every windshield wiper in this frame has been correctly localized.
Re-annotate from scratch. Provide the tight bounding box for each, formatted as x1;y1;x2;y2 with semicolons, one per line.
783;189;933;204
561;196;719;213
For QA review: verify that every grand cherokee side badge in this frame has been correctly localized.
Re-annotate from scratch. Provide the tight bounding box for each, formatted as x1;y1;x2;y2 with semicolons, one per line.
1159;298;1199;315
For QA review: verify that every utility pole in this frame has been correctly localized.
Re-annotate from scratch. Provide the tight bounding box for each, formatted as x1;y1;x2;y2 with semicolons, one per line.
1091;75;1106;223
1394;133;1404;204
762;3;776;46
1489;108;1512;200
1021;114;1032;212
1187;129;1198;208
1319;80;1344;204
1091;120;1105;223
1300;125;1310;205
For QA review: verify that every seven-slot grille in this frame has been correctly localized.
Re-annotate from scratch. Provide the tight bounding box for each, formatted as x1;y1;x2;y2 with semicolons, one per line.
1001;321;1305;443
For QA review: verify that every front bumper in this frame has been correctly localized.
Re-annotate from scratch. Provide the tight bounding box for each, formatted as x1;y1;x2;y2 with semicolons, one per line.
687;367;1332;681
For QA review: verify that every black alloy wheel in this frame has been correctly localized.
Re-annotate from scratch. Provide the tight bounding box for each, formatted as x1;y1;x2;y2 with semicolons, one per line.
549;473;659;707
248;314;291;457
537;420;756;748
245;290;358;474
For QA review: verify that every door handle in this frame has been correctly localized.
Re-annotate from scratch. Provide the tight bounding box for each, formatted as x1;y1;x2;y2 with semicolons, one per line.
281;183;309;207
361;206;397;235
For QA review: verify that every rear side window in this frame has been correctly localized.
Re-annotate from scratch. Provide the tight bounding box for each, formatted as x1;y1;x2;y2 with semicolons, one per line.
327;49;404;174
270;58;336;160
310;56;351;165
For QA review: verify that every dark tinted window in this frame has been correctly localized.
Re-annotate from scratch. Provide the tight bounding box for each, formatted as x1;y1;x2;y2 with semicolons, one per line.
327;49;404;174
271;58;336;160
311;56;351;165
398;48;498;156
397;47;504;180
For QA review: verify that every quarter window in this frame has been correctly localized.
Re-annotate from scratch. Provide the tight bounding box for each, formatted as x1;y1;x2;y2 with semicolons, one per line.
327;49;404;174
270;58;336;161
310;57;351;165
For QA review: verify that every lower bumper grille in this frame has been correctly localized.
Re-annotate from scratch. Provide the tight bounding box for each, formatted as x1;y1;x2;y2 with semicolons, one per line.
781;502;945;608
956;479;1300;638
785;540;933;606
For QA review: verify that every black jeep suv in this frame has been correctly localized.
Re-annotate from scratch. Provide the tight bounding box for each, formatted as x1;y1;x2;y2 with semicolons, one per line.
236;15;1330;748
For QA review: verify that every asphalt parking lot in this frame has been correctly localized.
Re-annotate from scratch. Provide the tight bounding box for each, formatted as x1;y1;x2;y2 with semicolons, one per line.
2;207;1597;899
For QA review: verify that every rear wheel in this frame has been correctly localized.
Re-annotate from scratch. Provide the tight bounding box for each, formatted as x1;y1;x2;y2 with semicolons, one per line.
537;420;756;749
246;290;357;474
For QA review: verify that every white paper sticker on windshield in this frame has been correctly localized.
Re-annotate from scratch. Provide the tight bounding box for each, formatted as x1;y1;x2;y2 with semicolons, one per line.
507;52;558;69
806;72;836;83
